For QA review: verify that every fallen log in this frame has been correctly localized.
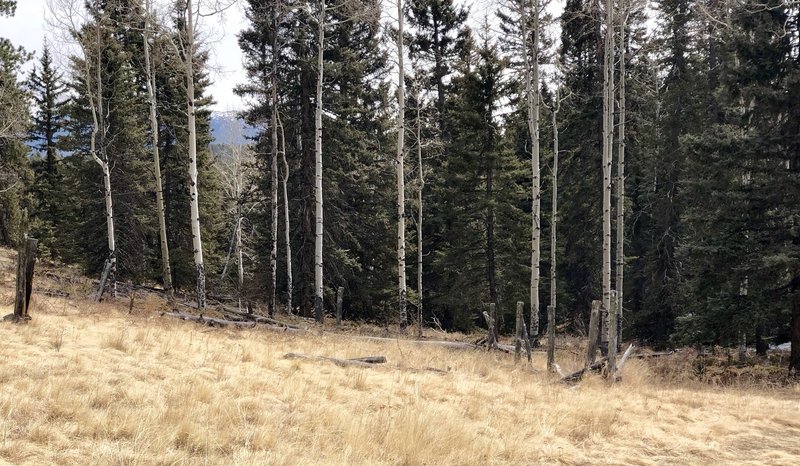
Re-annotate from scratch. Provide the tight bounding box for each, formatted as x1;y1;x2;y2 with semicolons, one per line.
163;312;257;328
283;352;387;368
630;350;676;359
561;358;608;384
346;335;515;353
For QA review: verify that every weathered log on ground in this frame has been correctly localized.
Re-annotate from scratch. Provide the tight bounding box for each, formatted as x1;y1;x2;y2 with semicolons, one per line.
283;352;386;368
163;312;257;328
346;334;515;353
38;288;69;298
561;358;608;384
630;350;676;359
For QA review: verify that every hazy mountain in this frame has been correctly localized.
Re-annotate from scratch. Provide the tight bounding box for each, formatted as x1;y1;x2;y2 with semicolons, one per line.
210;113;258;145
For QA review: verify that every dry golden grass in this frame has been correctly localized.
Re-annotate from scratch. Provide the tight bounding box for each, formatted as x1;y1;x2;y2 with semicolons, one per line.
0;247;799;465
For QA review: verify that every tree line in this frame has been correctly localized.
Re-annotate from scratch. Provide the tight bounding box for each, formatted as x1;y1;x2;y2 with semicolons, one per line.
0;0;798;372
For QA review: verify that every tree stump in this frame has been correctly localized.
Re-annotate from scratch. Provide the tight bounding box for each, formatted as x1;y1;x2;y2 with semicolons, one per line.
8;238;38;323
586;300;601;367
335;286;344;327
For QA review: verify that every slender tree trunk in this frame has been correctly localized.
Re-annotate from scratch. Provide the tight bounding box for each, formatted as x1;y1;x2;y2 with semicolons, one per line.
486;153;497;305
416;91;424;338
144;0;172;297
314;0;325;323
185;0;205;309
548;93;560;373
270;7;280;317
88;22;116;298
791;289;800;375
523;0;542;341
615;0;627;351
602;0;614;330
279;116;293;315
396;0;408;329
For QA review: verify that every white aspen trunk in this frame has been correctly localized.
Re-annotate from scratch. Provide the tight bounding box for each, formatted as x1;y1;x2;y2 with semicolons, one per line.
396;0;408;330
314;0;325;323
270;7;280;317
602;0;615;350
547;92;560;373
236;215;243;292
615;0;627;352
185;0;206;309
144;0;172;296
416;89;424;338
88;20;116;298
523;0;541;341
279;116;293;315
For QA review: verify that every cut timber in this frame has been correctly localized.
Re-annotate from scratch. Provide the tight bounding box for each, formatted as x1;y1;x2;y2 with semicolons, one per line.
283;353;386;368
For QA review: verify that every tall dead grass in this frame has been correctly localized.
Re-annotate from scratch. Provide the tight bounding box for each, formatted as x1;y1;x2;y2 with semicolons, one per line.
0;275;798;464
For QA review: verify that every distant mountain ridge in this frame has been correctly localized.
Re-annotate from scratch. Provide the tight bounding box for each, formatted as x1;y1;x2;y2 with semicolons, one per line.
210;113;258;146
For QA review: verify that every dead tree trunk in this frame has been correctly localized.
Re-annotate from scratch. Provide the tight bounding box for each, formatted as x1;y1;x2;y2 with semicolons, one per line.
790;290;800;375
586;300;601;367
10;237;37;322
335;286;343;327
608;290;618;378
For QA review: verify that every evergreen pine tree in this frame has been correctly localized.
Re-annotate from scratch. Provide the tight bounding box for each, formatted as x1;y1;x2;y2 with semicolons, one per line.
27;43;67;257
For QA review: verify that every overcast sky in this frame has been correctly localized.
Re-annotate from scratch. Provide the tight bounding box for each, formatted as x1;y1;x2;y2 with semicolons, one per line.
1;0;571;112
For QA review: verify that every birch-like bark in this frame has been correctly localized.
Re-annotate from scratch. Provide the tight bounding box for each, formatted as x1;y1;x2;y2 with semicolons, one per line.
88;14;116;297
144;0;172;297
522;0;541;341
314;0;325;323
547;90;560;373
416;88;424;338
396;0;408;329
615;0;627;351
269;3;280;317
602;0;614;331
279;116;293;315
185;0;206;309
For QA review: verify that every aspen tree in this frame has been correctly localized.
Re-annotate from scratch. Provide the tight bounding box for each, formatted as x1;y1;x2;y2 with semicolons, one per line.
396;0;408;329
143;0;172;297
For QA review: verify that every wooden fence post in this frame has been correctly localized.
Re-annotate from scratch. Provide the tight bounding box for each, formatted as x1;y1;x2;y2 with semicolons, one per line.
335;286;344;327
586;300;601;367
11;237;38;322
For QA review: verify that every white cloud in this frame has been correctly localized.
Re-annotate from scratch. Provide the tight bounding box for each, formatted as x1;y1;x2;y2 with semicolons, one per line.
0;0;246;111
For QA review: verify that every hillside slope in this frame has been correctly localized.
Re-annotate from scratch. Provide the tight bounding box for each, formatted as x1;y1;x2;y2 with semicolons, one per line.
0;248;799;465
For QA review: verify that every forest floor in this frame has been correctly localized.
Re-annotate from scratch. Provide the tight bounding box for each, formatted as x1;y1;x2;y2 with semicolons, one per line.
1;248;799;465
